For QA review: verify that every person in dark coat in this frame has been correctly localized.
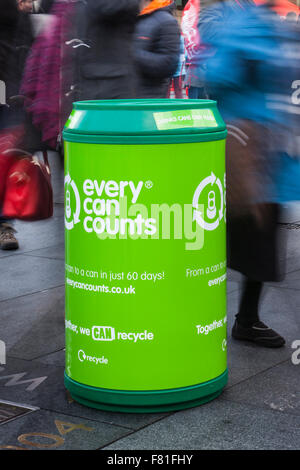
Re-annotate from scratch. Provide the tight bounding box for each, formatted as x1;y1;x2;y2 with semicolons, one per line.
38;0;55;13
0;0;19;86
17;0;33;14
134;0;181;98
0;0;24;251
6;2;34;101
74;0;140;100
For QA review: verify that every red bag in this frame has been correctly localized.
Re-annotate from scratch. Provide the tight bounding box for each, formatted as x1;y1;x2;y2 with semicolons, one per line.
0;127;25;202
0;152;15;202
2;150;53;221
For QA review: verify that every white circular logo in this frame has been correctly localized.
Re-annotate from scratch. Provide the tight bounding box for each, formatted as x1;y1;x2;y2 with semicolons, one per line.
65;173;81;231
78;349;86;362
192;172;225;231
145;180;154;189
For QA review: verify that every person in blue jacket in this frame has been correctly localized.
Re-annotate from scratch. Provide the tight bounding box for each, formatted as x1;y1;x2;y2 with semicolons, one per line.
198;0;300;348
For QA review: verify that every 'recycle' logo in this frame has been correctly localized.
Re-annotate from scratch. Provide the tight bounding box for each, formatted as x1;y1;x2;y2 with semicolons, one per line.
78;350;108;365
192;172;225;232
64;173;81;231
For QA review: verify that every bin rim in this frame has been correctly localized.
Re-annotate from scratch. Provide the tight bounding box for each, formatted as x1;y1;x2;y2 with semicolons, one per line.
72;98;217;111
63;129;227;145
63;98;227;143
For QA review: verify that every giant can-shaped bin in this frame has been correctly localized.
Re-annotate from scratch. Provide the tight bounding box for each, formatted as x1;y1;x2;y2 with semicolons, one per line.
63;99;228;413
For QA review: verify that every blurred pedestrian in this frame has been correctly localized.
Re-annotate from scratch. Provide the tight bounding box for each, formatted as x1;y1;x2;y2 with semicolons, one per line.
37;0;55;13
168;35;186;98
285;11;297;23
17;0;33;14
0;0;32;250
198;0;299;348
74;0;140;101
0;0;18;250
22;0;141;158
181;0;209;99
134;0;181;98
0;0;19;88
21;0;77;152
7;0;34;102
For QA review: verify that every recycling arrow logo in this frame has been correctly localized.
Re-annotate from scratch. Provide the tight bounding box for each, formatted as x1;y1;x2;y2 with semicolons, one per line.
193;172;225;232
64;173;81;231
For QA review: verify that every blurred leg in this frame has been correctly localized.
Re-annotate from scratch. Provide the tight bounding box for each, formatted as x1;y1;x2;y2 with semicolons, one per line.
173;76;183;99
167;79;173;98
232;277;285;347
236;278;263;327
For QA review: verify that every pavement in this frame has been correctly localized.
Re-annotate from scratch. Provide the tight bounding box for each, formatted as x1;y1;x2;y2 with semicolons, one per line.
0;151;299;451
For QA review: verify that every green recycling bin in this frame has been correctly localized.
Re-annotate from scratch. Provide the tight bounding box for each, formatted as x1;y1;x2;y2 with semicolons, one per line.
63;99;228;413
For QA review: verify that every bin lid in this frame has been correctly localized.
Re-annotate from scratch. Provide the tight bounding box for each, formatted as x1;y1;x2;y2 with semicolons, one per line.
63;99;227;144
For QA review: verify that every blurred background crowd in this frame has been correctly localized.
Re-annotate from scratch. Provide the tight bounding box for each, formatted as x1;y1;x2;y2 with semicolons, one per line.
1;0;300;347
1;0;183;153
1;0;300;155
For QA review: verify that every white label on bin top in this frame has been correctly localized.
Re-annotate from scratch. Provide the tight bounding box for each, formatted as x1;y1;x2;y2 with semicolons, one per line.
153;109;218;131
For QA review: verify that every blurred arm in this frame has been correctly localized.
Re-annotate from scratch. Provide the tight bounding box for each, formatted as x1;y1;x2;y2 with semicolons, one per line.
198;5;225;45
134;21;181;78
86;0;140;20
0;0;19;82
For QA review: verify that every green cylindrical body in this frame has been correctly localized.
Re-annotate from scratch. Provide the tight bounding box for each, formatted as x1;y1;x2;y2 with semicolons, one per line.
63;99;228;413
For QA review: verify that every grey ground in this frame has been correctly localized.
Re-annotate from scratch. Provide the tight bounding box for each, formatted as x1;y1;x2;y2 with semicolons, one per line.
0;151;299;451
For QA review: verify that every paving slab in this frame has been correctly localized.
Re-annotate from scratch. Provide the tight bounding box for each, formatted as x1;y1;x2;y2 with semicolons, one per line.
0;204;64;259
280;226;300;273
103;399;300;450
0;287;65;360
0;255;64;302
223;360;300;416
37;349;66;367
227;280;240;294
0;409;131;450
280;202;300;223
227;340;294;387
269;268;300;291
227;283;300;338
0;359;169;431
0;359;65;409
23;243;65;261
227;269;242;283
226;286;298;386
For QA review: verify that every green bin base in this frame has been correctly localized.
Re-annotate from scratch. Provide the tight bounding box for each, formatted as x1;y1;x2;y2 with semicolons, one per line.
64;370;228;413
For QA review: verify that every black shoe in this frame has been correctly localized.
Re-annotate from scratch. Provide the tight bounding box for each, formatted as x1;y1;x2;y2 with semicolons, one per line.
232;319;285;348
